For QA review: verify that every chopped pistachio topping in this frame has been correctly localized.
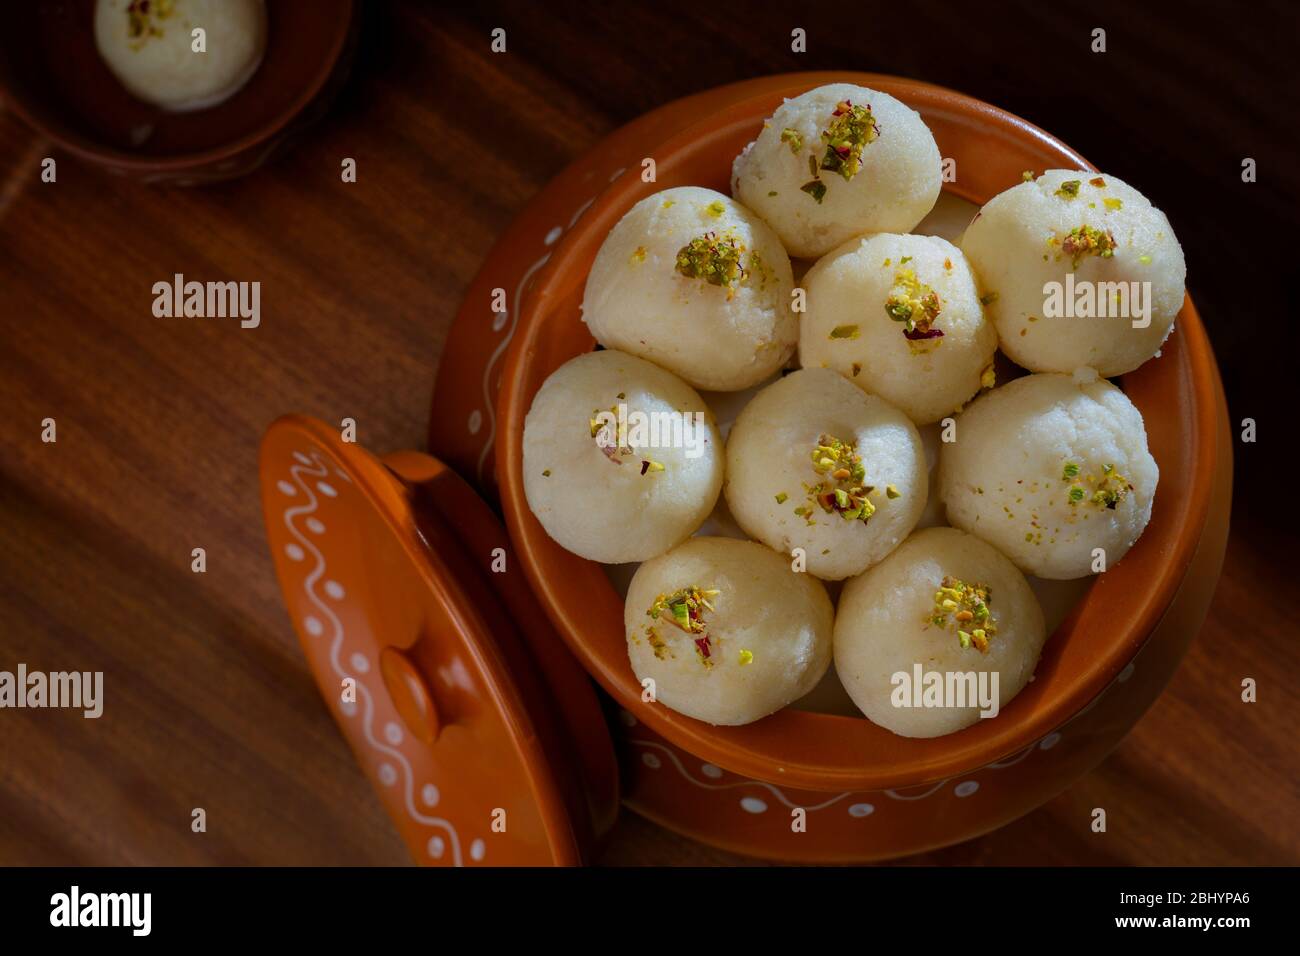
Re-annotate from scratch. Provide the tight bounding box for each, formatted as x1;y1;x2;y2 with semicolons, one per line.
705;200;726;218
738;649;754;665
780;127;804;154
127;0;175;41
767;190;779;197
885;484;901;499
829;324;860;340
1055;224;1117;268
675;230;748;293
1138;254;1152;265
928;576;998;654
1089;176;1107;187
646;586;721;667
1103;197;1123;211
774;492;788;504
801;180;827;203
748;249;774;289
1021;170;1035;182
818;100;879;182
795;433;877;525
542;469;551;477
645;627;670;659
630;246;647;264
640;459;665;475
1062;460;1134;509
1055;180;1081;199
885;268;944;343
662;199;676;208
980;363;997;389
850;362;862;377
979;291;999;306
591;403;633;464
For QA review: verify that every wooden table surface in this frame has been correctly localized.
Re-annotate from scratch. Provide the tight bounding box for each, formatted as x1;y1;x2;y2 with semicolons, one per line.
1;0;1296;866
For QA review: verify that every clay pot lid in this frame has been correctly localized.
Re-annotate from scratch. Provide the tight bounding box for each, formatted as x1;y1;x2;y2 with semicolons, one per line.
258;415;617;865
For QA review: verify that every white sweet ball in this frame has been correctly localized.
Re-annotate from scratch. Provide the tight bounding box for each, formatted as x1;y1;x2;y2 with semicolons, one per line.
799;233;998;424
731;84;942;259
95;0;267;112
961;170;1186;377
724;368;926;580
581;187;796;391
834;527;1047;738
523;350;723;563
625;537;833;725
939;373;1158;579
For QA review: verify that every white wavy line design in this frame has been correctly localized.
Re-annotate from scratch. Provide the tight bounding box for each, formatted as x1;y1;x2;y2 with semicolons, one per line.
883;780;951;801
475;249;553;485
632;720;1087;807
283;450;464;866
986;744;1037;769
628;740;852;812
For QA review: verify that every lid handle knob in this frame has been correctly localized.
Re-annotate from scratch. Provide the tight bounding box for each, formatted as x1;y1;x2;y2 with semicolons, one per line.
380;646;442;744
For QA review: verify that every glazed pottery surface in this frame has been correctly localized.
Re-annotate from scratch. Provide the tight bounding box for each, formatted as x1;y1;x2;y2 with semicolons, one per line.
260;73;1230;863
489;73;1230;858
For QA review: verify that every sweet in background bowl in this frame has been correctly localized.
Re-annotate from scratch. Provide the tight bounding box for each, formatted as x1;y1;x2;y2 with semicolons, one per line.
0;0;356;184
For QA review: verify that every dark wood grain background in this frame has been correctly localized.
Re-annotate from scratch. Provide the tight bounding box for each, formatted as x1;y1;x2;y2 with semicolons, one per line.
0;0;1296;866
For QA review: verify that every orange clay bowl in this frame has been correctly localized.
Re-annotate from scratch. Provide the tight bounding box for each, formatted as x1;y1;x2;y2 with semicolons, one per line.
497;73;1227;797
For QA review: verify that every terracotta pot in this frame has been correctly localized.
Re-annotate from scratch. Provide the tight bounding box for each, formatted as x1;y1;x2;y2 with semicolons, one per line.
0;0;357;185
261;72;1231;864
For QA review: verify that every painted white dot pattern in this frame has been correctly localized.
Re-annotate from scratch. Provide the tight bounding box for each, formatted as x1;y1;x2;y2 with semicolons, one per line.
954;780;980;798
350;653;370;674
293;452;313;466
303;616;323;637
848;803;875;818
384;722;403;745
339;699;357;717
544;225;563;246
277;480;296;496
641;753;661;769
306;517;325;534
316;481;338;498
470;839;486;862
1117;662;1135;683
492;311;507;332
378;764;397;786
1040;732;1062;750
324;580;345;600
284;543;305;562
700;764;723;779
422;784;441;807
740;797;767;814
427;836;445;859
468;410;482;435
